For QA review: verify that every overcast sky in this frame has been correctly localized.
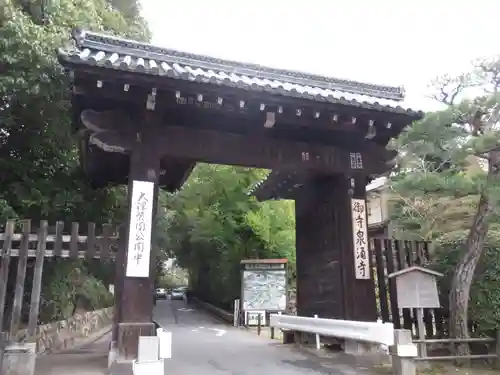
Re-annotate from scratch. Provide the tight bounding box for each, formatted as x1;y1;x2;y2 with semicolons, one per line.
140;1;499;111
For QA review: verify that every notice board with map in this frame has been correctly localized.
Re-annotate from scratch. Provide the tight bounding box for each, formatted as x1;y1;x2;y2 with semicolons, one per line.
240;259;288;312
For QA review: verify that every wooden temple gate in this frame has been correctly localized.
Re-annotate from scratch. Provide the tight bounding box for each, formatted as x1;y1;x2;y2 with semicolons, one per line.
56;29;423;362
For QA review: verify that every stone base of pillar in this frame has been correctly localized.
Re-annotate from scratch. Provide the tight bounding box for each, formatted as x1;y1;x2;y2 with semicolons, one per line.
1;343;36;375
117;322;156;360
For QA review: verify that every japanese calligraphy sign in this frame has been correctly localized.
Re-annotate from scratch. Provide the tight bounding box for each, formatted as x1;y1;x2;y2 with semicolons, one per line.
126;180;155;278
350;198;370;280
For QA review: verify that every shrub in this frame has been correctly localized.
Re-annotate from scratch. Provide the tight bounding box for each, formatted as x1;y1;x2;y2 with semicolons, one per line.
432;239;500;336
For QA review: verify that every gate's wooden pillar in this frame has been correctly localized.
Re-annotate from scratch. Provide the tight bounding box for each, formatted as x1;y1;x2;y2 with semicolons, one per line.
112;225;126;343
116;113;161;360
344;175;378;321
295;174;377;321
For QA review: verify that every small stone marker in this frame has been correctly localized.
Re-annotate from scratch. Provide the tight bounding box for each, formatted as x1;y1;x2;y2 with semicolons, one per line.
390;329;417;375
388;266;443;357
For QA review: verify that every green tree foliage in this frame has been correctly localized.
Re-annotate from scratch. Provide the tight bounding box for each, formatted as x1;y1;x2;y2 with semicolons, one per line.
163;164;295;310
106;0;142;21
391;56;500;349
0;0;149;319
432;238;500;336
0;0;148;223
158;263;189;289
39;259;114;322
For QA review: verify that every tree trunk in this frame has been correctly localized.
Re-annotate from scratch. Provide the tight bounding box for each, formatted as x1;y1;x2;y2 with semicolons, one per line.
448;150;500;356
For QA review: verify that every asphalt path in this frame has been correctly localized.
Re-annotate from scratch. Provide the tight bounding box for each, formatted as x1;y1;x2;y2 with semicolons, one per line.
154;299;357;375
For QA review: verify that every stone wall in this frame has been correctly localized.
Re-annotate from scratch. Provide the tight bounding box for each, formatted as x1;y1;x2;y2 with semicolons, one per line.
11;307;113;354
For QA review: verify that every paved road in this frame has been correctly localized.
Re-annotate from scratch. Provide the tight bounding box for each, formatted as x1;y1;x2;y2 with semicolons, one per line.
155;299;357;375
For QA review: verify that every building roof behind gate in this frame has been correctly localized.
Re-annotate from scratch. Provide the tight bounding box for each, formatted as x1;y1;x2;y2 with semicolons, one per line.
57;29;423;117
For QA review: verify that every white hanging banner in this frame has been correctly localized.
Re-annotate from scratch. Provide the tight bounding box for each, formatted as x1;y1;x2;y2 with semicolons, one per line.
126;180;155;278
350;198;370;280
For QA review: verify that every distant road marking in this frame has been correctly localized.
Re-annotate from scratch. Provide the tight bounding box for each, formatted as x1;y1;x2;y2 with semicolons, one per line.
210;328;227;337
190;327;227;336
177;308;194;312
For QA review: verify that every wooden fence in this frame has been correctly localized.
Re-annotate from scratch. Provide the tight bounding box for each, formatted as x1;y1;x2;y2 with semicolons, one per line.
0;219;118;342
370;239;440;336
371;238;500;361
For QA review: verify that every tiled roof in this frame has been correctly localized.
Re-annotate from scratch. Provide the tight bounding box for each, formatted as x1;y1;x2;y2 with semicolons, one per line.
57;29;424;117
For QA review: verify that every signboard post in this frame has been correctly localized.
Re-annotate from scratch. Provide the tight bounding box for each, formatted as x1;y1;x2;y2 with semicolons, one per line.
233;299;240;327
240;259;288;326
388;266;444;357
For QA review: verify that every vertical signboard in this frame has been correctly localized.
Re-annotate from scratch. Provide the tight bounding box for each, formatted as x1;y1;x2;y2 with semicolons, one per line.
350;198;370;280
126;180;155;278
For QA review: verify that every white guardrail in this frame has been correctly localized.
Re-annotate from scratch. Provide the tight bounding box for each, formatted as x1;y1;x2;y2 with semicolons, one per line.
270;314;394;346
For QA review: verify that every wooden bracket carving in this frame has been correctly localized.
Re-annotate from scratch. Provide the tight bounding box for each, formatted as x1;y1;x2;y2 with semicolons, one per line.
89;131;133;153
80;109;134;154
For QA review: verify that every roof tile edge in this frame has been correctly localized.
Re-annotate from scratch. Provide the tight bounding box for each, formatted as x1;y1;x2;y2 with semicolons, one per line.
70;28;406;101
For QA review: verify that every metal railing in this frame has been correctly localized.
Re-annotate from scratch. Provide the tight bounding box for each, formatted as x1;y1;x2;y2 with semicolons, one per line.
270;313;394;346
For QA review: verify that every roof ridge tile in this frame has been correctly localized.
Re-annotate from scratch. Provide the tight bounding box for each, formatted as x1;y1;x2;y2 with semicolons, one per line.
72;28;406;102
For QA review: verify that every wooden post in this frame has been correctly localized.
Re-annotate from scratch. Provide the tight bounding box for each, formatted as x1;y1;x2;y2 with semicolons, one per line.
257;314;261;336
53;221;64;257
416;308;426;357
0;220;14;333
0;331;6;373
27;221;48;337
233;299;239;327
9;220;31;337
495;330;500;369
294;175;377;321
347;176;378;321
69;222;79;259
112;225;127;342
101;224;113;260
86;223;96;260
117;114;161;360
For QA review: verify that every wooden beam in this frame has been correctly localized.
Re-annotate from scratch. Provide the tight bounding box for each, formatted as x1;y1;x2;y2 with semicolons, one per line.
74;81;387;134
71;68;420;124
79;109;395;175
72;73;416;143
252;170;310;201
153;125;390;175
80;108;396;172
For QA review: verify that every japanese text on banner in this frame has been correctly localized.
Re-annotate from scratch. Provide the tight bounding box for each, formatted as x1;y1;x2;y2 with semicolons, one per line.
351;198;370;279
126;180;154;278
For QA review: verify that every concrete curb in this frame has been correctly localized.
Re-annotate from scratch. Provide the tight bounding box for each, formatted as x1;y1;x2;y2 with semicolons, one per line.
294;345;391;372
